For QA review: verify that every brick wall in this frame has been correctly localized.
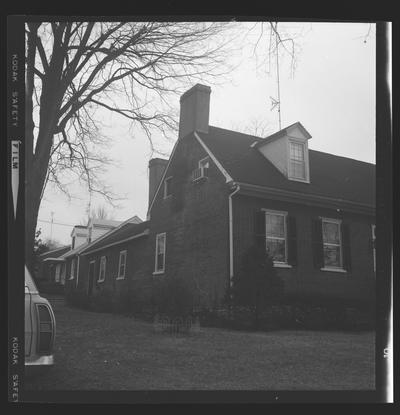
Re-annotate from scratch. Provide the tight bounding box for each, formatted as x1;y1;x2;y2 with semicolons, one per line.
232;194;375;304
149;134;230;309
78;235;151;298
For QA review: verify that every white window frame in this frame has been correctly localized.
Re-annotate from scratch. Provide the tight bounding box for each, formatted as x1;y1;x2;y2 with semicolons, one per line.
321;217;344;271
262;209;288;265
98;256;107;282
154;233;166;274
55;264;61;283
69;258;76;280
117;250;127;280
287;139;310;183
60;263;66;285
163;176;172;199
372;224;376;273
199;156;210;171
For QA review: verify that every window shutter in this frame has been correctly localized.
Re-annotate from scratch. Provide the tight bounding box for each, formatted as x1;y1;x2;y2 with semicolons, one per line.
287;216;297;266
311;218;324;268
341;223;352;272
254;211;266;251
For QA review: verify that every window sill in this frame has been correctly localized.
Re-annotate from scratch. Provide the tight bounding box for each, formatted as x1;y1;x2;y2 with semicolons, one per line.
68;277;75;280
116;276;125;280
97;279;105;283
273;263;292;269
152;271;165;276
320;267;347;274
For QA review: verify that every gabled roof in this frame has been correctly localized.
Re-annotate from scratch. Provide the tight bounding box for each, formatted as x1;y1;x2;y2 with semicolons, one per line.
82;221;149;255
253;121;311;147
197;126;375;207
88;218;123;228
60;241;91;259
38;245;70;260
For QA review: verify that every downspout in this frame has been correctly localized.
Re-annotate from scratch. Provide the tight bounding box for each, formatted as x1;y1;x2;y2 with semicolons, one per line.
228;182;240;298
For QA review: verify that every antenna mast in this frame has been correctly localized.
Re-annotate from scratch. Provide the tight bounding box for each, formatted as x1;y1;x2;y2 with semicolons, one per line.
269;22;282;130
275;22;282;130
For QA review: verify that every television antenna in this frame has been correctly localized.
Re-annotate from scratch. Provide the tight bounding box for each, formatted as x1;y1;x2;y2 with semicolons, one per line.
269;22;282;130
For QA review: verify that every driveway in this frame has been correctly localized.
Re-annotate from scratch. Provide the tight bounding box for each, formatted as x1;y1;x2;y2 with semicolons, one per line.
24;297;375;390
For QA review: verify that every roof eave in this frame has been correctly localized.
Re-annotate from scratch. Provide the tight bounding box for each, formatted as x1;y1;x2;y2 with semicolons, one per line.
236;182;375;216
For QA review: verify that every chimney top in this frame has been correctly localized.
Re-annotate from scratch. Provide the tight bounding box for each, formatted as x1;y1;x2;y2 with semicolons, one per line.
180;84;211;102
179;83;211;139
149;158;168;167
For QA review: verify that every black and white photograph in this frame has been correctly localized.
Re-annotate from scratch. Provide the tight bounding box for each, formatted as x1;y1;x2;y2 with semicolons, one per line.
7;17;393;403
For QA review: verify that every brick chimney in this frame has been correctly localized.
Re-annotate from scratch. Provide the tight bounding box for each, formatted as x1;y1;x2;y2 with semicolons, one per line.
148;158;168;207
179;84;211;139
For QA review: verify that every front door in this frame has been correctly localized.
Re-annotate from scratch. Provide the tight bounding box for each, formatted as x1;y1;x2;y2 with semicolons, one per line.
87;261;95;297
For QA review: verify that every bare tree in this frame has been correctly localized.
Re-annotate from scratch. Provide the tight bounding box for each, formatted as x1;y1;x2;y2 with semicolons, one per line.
25;21;235;267
231;117;274;138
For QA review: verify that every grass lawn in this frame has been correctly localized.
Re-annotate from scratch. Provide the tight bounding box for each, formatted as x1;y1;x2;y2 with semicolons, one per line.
25;299;375;390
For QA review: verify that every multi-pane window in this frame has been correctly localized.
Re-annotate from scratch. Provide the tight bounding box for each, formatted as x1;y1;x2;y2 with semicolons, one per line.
98;256;106;282
70;258;76;280
163;177;172;198
322;219;342;268
265;211;287;263
60;264;66;285
289;141;306;180
55;265;61;283
117;250;127;279
154;233;166;273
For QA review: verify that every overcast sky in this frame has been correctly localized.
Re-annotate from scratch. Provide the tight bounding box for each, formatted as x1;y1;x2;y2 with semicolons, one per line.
36;22;376;246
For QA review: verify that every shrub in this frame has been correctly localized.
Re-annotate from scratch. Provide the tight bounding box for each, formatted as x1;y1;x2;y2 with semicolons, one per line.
151;276;194;318
233;244;285;328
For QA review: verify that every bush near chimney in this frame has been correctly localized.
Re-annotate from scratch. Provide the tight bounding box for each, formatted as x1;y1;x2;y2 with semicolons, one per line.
151;276;195;318
232;244;285;329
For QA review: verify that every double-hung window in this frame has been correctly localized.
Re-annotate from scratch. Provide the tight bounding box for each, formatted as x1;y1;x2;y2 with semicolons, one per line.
98;256;106;282
265;210;287;264
154;233;166;274
322;218;342;269
289;141;307;181
70;258;76;280
117;250;127;280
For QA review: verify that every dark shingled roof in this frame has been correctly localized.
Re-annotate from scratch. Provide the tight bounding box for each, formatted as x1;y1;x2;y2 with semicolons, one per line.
38;246;71;260
198;126;375;207
83;221;149;254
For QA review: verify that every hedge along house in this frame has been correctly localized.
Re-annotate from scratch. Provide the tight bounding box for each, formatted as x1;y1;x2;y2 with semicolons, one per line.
145;84;376;310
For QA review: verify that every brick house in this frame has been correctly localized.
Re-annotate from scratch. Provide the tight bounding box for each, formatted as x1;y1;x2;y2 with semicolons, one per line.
66;84;376;310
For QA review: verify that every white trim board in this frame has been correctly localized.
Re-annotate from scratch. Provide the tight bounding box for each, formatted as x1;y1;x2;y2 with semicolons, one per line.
81;230;149;256
194;131;233;183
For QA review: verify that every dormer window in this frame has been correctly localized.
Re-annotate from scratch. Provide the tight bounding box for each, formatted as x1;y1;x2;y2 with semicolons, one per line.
256;122;311;184
163;177;172;198
288;140;309;182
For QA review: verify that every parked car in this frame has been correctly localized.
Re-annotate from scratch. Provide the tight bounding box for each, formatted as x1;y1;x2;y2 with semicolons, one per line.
25;266;56;371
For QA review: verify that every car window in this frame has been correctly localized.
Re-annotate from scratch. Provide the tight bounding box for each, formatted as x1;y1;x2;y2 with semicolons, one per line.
25;266;38;293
